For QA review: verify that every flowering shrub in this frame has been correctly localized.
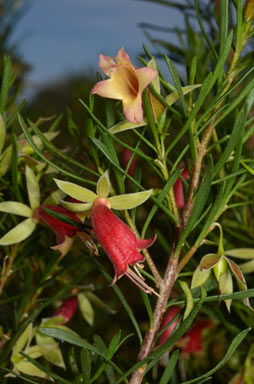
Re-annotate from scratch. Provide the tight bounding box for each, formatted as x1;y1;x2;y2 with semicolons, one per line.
1;1;254;383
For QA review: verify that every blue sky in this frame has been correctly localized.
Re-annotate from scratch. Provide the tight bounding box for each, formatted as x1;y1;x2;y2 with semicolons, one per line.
11;0;183;92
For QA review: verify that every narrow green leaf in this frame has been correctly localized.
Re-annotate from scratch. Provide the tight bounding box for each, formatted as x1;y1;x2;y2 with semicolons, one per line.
159;349;179;384
142;170;180;237
19;115;96;186
165;56;188;117
176;158;213;254
180;329;250;384
109;119;147;134
167;31;233;155
219;0;229;57
165;85;201;106
38;327;124;376
213;96;253;177
0;114;5;154
11;133;22;202
81;348;91;384
0;55;12;113
194;183;225;246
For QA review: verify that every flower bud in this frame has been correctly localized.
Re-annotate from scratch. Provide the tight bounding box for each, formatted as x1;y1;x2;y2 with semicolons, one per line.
244;0;254;22
158;306;182;345
53;296;78;325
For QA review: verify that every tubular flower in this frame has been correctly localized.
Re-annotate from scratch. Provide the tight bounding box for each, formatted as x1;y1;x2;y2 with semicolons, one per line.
91;198;156;293
158;306;182;346
91;47;157;123
121;148;137;177
179;319;213;356
34;205;81;257
53;296;78;325
173;167;190;209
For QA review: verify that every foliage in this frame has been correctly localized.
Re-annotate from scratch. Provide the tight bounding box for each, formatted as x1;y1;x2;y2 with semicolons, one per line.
1;1;254;383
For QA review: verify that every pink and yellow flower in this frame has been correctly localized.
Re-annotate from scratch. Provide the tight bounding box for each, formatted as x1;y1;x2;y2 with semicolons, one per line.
91;47;157;123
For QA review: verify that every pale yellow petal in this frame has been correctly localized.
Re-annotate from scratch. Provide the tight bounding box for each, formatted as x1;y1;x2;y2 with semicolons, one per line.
91;78;123;100
136;67;157;93
122;96;143;124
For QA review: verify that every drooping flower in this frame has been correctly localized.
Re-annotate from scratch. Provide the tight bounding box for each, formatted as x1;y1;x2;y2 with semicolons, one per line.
121;148;137;177
91;198;156;293
34;205;82;257
91;47;157;124
173;167;189;209
53;296;78;325
179;319;213;356
158;306;182;346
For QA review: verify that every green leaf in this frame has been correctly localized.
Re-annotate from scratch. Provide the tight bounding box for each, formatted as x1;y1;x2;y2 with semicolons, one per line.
15;360;47;378
35;330;65;368
13;324;33;355
225;248;254;259
0;218;36;245
81;349;91;384
109;119;147;134
148;57;160;93
0;201;32;217
0;55;12;113
213;97;251;177
108;189;152;210
165;85;202;106
25;166;40;209
78;293;94;326
159;350;179;384
179;281;194;320
54;179;97;203
97;170;110;198
176;158;213;253
37;327;124;376
191;267;211;289
0;114;5;154
0;145;12;176
181;329;250;384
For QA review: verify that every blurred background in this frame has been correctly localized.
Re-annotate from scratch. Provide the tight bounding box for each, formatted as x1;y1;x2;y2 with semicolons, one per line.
6;0;184;98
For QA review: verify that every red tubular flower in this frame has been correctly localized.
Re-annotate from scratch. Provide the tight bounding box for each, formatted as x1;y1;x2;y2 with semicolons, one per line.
173;167;190;209
121;148;137;177
91;198;156;293
158;306;182;345
179;319;213;356
35;205;81;257
53;296;78;325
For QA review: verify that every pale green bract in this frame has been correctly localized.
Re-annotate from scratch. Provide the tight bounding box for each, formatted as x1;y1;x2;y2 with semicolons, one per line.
96;170;110;198
0;218;36;245
26;165;40;210
55;170;153;212
108;189;153;210
54;178;97;202
0;201;32;217
78;293;94;326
